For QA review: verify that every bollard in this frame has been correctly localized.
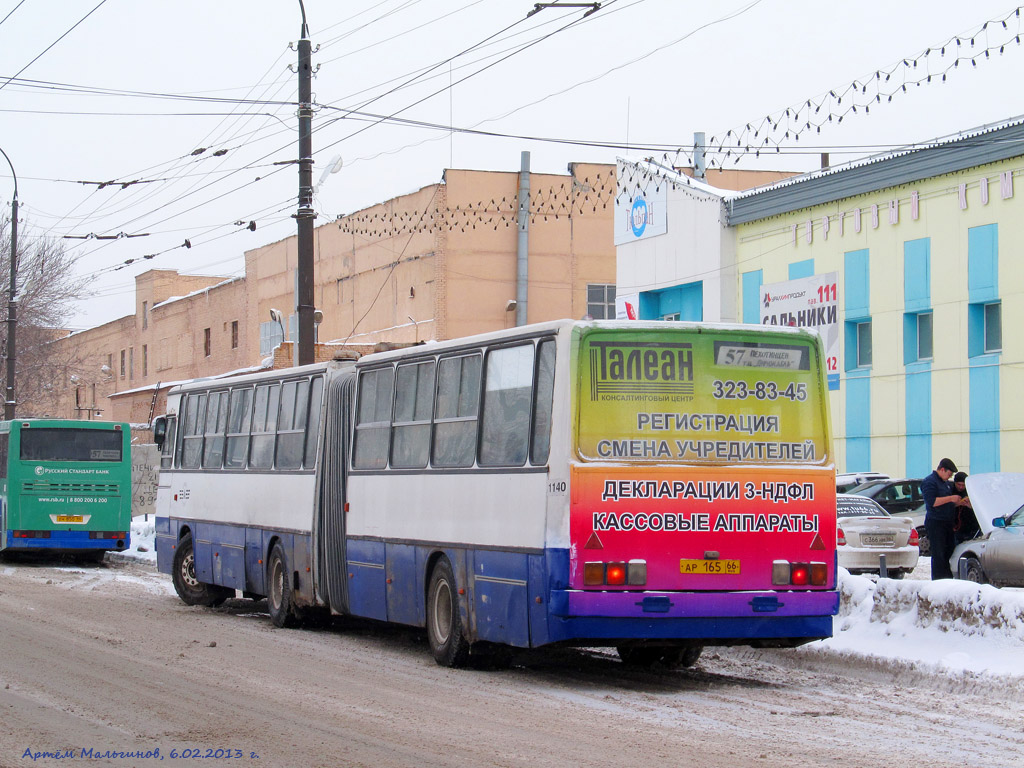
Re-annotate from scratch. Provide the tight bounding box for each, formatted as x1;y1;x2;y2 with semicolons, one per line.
878;554;888;579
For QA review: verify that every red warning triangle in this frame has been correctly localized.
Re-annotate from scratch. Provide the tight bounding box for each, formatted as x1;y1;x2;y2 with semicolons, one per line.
584;532;604;549
809;532;825;550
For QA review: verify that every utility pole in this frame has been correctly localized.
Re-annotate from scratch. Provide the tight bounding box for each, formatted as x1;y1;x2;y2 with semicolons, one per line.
0;146;17;420
294;1;316;366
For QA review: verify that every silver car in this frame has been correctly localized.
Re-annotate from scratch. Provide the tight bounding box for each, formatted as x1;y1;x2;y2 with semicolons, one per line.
837;494;920;577
951;473;1024;586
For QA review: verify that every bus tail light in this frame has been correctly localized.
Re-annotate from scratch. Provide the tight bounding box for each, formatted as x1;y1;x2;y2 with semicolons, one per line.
584;560;647;587
13;530;51;538
772;560;828;587
836;527;846;546
908;527;920;547
89;531;127;540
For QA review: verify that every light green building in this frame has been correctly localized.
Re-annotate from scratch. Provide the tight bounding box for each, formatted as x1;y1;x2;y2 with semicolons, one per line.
616;119;1024;476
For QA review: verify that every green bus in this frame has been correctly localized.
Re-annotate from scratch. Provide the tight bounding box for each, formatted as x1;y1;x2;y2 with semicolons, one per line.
1;419;132;561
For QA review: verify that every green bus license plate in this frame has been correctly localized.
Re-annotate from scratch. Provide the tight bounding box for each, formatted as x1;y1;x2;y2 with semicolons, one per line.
680;559;741;575
56;514;84;523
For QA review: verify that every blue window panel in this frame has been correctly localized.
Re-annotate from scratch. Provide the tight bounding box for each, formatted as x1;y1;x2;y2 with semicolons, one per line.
845;371;871;471
905;365;932;477
968;224;998;304
843;320;871;372
638;282;703;321
844;249;870;317
903;238;930;312
969;359;1000;472
789;259;814;280
902;313;918;366
742;270;763;324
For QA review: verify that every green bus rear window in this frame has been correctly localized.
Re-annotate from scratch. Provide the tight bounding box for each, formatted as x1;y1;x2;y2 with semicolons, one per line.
19;429;123;462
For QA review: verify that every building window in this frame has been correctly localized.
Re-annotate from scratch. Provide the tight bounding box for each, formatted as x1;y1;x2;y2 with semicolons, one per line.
204;328;211;357
916;313;933;360
143;345;148;377
129;347;134;380
984;302;1001;353
231;320;239;349
661;312;680;321
587;284;615;320
120;349;126;378
856;321;872;367
142;301;148;329
905;311;933;364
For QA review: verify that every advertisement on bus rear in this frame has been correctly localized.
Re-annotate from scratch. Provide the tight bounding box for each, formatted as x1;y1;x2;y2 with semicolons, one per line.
571;326;835;592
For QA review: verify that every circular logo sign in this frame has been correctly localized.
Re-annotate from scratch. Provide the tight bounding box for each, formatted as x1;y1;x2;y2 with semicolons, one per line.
630;198;648;238
35;466;44;476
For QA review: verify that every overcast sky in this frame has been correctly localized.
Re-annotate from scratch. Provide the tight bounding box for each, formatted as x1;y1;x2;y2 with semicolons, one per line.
2;0;1023;329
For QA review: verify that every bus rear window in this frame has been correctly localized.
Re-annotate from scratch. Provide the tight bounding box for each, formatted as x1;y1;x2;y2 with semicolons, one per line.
576;327;830;465
20;428;124;462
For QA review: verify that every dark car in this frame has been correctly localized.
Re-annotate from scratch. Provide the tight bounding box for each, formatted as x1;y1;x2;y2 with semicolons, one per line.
850;478;923;515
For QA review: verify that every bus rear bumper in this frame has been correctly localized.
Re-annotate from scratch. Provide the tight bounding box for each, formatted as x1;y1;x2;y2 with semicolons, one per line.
5;530;130;551
546;589;838;643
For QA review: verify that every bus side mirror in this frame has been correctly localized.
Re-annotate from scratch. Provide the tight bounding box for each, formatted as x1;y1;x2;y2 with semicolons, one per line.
153;416;167;450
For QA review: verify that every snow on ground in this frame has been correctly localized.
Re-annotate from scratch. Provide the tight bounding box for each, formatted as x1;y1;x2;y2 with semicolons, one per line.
111;518;1024;677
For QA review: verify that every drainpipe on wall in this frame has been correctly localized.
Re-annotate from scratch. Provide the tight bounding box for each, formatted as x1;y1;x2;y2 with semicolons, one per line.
516;151;530;327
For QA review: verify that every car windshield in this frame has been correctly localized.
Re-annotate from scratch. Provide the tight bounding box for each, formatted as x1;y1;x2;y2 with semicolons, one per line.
837;496;889;518
1006;504;1024;527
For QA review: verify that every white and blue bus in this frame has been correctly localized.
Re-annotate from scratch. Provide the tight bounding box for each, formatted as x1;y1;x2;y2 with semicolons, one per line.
155;320;838;667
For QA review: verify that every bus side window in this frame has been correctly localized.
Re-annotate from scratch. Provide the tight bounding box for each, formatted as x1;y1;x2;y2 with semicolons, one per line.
181;393;208;469
250;383;280;469
432;354;480;468
303;376;324;469
202;391;228;469
276;379;310;470
160;417;177;469
392;361;436;469
480;344;534;467
353;367;394;470
224;387;253;469
531;339;555;465
0;433;8;479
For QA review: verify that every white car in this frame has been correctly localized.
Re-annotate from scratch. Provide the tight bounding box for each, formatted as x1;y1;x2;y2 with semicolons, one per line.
951;472;1024;586
837;494;919;577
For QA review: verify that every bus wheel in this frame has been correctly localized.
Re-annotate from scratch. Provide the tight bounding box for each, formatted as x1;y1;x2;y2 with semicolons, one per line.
663;645;703;669
618;644;701;669
267;541;300;628
426;558;470;667
172;533;227;607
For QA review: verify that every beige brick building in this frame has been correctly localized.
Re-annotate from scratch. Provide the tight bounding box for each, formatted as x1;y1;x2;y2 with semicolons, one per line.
32;161;787;424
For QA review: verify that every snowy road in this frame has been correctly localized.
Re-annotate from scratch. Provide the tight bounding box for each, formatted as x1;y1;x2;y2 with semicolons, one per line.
0;558;1022;768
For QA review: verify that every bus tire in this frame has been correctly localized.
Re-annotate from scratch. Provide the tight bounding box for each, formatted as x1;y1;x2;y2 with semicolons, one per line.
426;558;470;667
618;644;701;669
172;532;227;607
267;541;300;628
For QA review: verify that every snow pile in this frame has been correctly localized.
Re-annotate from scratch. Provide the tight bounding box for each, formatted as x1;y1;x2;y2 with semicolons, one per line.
815;569;1024;676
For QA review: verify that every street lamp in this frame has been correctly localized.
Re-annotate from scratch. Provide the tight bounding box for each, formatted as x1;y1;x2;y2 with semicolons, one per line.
0;146;17;421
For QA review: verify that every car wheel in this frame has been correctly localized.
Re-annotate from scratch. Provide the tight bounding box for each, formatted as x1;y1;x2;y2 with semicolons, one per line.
916;528;930;557
426;558;470;667
172;532;229;606
267;541;301;628
962;556;987;584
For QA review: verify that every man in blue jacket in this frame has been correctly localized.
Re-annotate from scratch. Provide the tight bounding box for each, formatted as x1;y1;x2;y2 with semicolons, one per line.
921;458;961;579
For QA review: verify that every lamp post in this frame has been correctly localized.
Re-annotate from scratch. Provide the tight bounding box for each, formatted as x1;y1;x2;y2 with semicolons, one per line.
294;0;316;366
0;146;17;420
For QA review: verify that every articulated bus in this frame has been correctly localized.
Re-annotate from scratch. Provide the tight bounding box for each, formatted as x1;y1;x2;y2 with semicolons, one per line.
155;320;838;667
1;419;132;561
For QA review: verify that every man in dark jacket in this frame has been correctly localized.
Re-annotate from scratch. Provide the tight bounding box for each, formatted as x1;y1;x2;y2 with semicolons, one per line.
922;458;961;579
